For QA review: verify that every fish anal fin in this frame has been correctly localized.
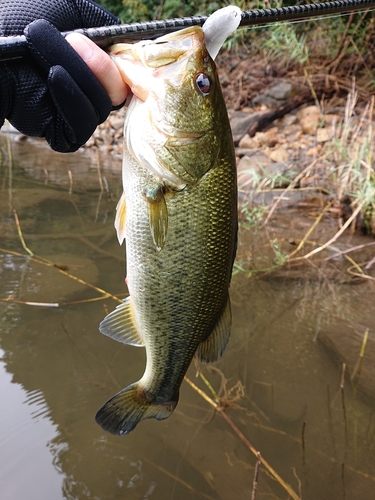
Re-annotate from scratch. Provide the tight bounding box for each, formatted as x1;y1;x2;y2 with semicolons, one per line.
95;383;178;435
196;296;232;363
145;185;168;251
99;297;144;347
115;192;127;245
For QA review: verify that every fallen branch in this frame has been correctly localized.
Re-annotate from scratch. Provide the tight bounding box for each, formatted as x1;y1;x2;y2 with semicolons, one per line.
246;83;336;139
184;375;301;500
0;212;124;306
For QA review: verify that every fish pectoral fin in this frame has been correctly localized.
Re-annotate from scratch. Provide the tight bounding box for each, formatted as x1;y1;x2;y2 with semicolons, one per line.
145;186;168;251
95;383;178;435
99;297;144;347
115;192;127;245
196;296;232;363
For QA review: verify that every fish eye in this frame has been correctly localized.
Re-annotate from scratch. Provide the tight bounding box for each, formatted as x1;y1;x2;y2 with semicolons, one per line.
195;73;211;95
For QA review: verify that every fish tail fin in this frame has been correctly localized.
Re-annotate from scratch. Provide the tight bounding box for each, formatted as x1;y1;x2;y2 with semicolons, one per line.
95;383;178;435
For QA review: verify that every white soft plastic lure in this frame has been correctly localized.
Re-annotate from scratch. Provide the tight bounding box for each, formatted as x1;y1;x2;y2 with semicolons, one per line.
203;6;241;59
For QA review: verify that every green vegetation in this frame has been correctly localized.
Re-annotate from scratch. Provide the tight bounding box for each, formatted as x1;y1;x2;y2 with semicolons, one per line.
97;0;229;22
262;24;310;66
96;0;375;85
328;89;375;235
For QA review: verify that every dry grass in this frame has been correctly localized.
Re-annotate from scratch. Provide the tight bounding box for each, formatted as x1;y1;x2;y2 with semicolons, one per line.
236;83;375;277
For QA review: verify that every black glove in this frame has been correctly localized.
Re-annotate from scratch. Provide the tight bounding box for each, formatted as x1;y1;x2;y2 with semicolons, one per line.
0;0;120;152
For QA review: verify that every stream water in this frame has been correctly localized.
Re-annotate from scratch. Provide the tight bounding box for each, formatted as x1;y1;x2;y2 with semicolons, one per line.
0;135;375;500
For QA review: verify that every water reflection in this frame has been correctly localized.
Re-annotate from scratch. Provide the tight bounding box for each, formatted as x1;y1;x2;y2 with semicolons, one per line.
0;350;63;500
0;135;375;499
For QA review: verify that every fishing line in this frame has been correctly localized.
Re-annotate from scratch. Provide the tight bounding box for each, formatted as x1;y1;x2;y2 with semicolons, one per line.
244;8;375;31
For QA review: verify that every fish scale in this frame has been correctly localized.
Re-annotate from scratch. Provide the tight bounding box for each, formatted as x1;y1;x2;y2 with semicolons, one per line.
125;148;236;387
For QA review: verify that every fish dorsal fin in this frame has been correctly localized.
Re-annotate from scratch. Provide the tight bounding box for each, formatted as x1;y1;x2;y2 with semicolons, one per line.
99;297;144;347
145;185;168;252
115;192;127;245
195;296;232;363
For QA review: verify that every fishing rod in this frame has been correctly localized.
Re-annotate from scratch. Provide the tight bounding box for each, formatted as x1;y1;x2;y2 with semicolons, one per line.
0;0;374;61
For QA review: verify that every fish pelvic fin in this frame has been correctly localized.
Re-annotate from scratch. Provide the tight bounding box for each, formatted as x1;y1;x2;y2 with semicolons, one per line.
196;295;232;363
95;383;178;435
99;297;144;347
115;192;127;245
145;185;168;252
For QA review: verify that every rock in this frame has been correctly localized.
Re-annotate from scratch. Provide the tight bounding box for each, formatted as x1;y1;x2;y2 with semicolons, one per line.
282;114;298;126
85;136;96;148
284;123;303;143
268;81;295;100
241;106;255;113
229;111;267;143
268;145;289;163
252;81;296;108
238;134;257;149
110;113;126;130
253;126;280;147
237;153;273;187
235;147;258;157
245;152;274;169
237;159;260;189
297;105;322;134
267;162;298;184
237;153;295;188
316;127;335;143
306;145;323;156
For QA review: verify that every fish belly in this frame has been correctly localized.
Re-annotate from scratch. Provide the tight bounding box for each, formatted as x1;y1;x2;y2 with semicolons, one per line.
125;147;237;399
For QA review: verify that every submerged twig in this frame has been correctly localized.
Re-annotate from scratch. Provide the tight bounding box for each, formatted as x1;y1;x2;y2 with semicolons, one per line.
198;370;221;403
351;329;369;383
13;210;33;256
301;421;306;466
346;264;375;281
0;295;122;307
184;375;302;500
287;201;333;259
2;214;124;306
340;363;349;452
68;169;73;195
325;241;375;261
6;131;13;211
292;199;368;261
251;452;262;500
326;385;337;458
144;458;215;500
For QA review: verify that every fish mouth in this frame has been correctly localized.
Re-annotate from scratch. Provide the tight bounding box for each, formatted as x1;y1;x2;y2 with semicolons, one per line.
109;27;206;101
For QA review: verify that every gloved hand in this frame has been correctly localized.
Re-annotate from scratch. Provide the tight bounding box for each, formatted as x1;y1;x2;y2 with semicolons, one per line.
0;0;122;152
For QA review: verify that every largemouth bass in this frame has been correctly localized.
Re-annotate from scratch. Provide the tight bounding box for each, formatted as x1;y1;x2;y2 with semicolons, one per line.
95;7;241;435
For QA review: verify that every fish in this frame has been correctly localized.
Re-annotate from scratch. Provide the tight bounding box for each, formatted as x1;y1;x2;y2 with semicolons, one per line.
95;6;241;435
